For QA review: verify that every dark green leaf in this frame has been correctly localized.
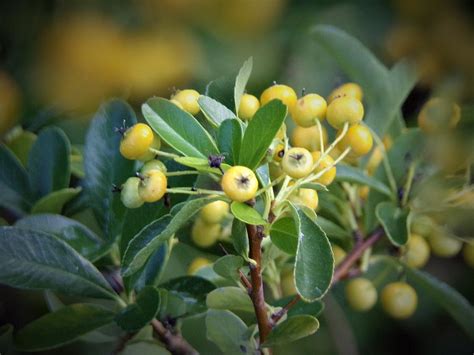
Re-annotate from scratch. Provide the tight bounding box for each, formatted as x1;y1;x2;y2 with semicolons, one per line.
234;57;253;114
0;143;32;213
270;217;298;255
217;119;243;165
15;214;105;261
238;100;287;170
5;129;37;167
198;95;237;127
206;287;254;313
14;304;115;351
122;340;170;355
0;323;13;354
262;315;319;347
122;197;222;277
231;219;249;260
230;202;267;226
272;297;324;318
375;201;409;246
31;187;82;214
206;309;256;355
336;164;392;197
315;216;351;248
0;227;117;300
205;75;236;111
295;211;334;301
84;99;137;241
213;255;244;281
143;97;219;159
116;286;160;331
28;127;71;199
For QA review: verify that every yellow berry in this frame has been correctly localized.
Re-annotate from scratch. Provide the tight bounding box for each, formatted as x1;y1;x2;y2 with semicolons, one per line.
381;282;417;319
138;170;167;203
172;89;200;115
187;257;211;275
410;215;435;237
327;96;364;129
463;243;474;268
311;151;336;186
137;135;162;162
338;124;373;157
191;218;220;248
238;93;260;121
332;245;346;266
418;98;461;134
367;147;383;175
121;177;145;209
402;233;430;268
200;200;229;224
291;94;327;127
273;143;285;162
291;125;328;152
289;188;319;210
281;147;313;179
140;159;167;175
119;123;154;160
359;186;370;200
170;99;184;109
260;84;297;111
428;229;462;258
221;166;258;202
345;278;378;312
328;82;363;103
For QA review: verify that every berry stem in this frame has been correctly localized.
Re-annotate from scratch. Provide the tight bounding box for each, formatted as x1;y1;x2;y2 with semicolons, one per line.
166;188;226;196
401;161;418;207
315;118;325;154
149;148;181;159
165;170;200;177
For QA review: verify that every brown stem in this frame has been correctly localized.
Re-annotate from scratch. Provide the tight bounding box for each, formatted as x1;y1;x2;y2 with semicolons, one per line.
151;319;198;355
219;243;252;292
246;223;272;345
270;228;384;324
111;332;136;354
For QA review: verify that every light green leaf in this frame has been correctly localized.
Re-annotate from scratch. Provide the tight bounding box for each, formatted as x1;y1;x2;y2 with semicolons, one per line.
122;197;222;277
14;304;115;351
174;156;230;175
31;187;82;214
205;75;236;111
375;201;409;246
198;95;237;127
217;119;243;165
262;315;319;347
295;211;334;301
206;309;256;355
336;164;392;197
116;286;160;331
299;182;329;191
28;127;71;199
0;227;117;300
315;216;351;247
231;219;249;260
5;129;37;167
206;287;254;313
83;99;137;241
231;202;267;226
270;217;298;255
238;100;287;170
272;297;324;318
234;57;253;115
143;97;219;159
213;255;244;281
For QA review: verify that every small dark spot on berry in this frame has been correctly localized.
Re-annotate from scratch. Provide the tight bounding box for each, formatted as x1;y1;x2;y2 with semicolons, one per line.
278;149;285;158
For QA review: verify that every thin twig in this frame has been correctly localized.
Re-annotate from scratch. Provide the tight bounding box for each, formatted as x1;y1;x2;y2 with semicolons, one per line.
219;243;252;292
151;319;198;355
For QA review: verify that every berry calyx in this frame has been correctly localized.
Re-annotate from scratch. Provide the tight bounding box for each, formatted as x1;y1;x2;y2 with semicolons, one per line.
221;166;258;202
281;147;313;179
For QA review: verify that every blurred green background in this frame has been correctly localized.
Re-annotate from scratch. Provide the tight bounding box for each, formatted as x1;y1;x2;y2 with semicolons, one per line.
0;0;473;354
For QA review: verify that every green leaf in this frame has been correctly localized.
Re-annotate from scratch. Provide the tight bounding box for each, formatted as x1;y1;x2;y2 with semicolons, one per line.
174;156;230;175
14;304;115;351
336;164;392;197
0;323;13;354
231;219;249;260
31;187;82;214
234;57;253;115
206;309;256;355
230;202;267;226
206;287;254;313
122;196;222;277
238;100;287;170
375;201;409;246
143;97;219;159
116;286;160;331
404;266;474;338
272;297;324;318
28;127;71;199
262;315;319;347
389;59;418;115
84;99;137;241
0;227;116;300
295;211;334;301
213;255;244;281
217;119;243;165
15;214;105;261
0;143;32;213
198;95;237;127
270;217;298;255
5;129;37;167
299;182;329;192
315;216;351;248
206;75;236;111
122;340;170;355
